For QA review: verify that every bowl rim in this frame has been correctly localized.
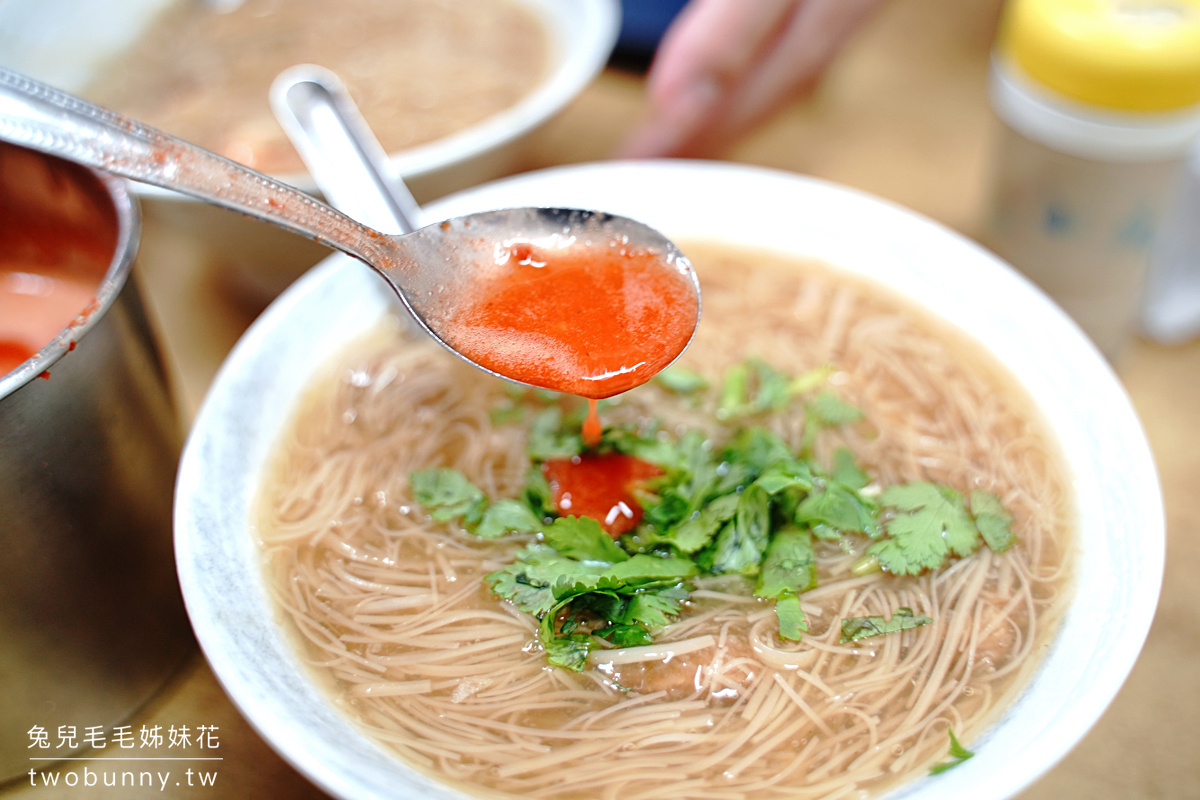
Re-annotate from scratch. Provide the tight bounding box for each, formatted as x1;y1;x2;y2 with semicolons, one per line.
136;0;620;202
175;159;1165;800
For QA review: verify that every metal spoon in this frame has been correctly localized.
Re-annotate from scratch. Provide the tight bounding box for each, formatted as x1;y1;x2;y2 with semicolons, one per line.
269;64;420;238
0;66;700;395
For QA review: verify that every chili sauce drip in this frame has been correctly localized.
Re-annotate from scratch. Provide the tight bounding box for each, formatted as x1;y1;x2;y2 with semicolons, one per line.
446;240;698;400
542;453;664;538
582;399;603;447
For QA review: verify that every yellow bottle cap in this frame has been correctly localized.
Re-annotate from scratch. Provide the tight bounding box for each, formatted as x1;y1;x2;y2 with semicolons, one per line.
997;0;1200;112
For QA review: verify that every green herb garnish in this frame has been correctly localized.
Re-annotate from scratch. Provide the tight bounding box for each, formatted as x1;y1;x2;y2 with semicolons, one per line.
409;467;487;526
839;607;933;644
486;543;696;669
654;365;710;395
929;727;975;775
408;358;1016;671
867;483;1012;576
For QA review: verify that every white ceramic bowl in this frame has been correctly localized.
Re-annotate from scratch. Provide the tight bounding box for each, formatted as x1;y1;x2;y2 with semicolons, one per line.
175;161;1164;800
0;0;620;300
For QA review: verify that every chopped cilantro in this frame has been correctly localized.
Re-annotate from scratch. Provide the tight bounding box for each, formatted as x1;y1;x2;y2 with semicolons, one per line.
971;490;1017;553
717;359;796;418
754;458;815;496
647;492;739;554
409;468;487;527
756;528;816;641
594;622;655;647
756;527;817;599
475;499;543;539
787;364;836;396
485;545;579;618
405;358;1016;670
526;406;583;460
867;483;1013;575
487;539;697;669
929;727;975;775
800;391;865;455
543;516;629;563
829;446;871;490
774;592;808;640
655;366;709;395
521;464;555;521
794;480;879;540
840;607;933;643
698;484;771;576
806;390;864;427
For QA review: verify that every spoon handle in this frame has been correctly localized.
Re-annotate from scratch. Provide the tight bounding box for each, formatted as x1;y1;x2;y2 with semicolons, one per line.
271;65;422;236
0;66;393;270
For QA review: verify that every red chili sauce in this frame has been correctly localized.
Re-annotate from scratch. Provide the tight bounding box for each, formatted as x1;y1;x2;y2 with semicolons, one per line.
542;453;664;538
446;239;699;400
448;236;697;537
0;271;98;374
0;144;114;377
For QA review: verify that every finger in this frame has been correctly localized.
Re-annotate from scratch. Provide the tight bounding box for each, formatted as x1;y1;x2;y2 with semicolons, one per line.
616;0;796;158
617;0;888;159
715;0;888;143
646;0;799;105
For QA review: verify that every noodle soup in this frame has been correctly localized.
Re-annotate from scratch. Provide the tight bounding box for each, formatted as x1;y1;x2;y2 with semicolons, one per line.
255;242;1074;800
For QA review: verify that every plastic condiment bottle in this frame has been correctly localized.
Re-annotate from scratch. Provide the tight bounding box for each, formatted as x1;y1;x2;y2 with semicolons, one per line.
983;0;1200;360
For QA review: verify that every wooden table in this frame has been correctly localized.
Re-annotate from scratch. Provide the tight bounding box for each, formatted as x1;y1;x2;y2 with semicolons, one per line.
7;0;1198;796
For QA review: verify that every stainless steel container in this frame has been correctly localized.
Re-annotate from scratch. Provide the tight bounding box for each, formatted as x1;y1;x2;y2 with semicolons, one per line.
0;142;192;783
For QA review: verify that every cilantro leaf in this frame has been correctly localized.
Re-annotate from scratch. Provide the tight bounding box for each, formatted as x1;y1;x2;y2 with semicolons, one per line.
600;554;698;587
639;432;718;523
543;516;629;563
475;499;543;539
774;592;808;641
800;391;864;454
756;527;817;599
526;555;696;671
409;468;487;526
753;458;815;495
526;406;583;460
654;366;709;395
829;447;870;490
787;364;836;396
868;482;981;575
757;528;816;642
594;622;654;647
807;391;864;427
700;484;771;576
657;492;739;554
718;362;750;419
521;464;555;521
840;607;933;643
539;613;592;671
717;358;801;419
971;490;1016;553
486;545;589;617
621;584;691;629
609;431;681;467
721;427;794;475
929;727;975;775
795;480;880;540
743;359;794;415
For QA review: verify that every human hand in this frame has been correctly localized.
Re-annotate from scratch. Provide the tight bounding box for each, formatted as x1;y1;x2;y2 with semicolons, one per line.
615;0;888;159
